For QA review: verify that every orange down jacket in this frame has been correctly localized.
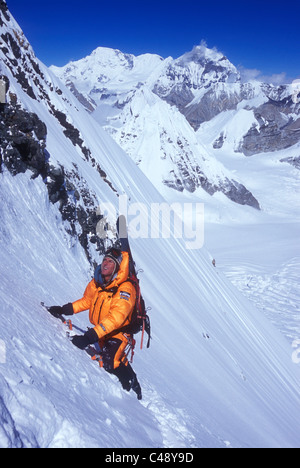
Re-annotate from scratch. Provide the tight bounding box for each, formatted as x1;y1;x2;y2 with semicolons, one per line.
72;251;136;340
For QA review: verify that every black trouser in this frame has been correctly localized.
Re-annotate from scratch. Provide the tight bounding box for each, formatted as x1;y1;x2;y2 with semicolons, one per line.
101;338;142;400
101;338;124;372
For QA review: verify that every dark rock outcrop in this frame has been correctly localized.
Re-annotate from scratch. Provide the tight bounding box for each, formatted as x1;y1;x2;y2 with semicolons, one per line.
280;155;300;170
0;99;107;261
0;103;47;177
238;98;300;156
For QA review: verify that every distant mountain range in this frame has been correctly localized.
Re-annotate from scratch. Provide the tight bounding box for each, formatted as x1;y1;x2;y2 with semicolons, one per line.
50;44;300;209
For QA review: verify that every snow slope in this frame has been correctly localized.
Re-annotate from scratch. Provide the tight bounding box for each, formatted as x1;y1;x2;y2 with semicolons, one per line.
205;221;300;345
1;167;300;448
198;103;300;349
1;2;300;448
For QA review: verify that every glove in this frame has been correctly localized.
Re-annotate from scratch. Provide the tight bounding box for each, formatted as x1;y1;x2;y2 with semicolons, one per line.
71;328;98;350
48;303;74;318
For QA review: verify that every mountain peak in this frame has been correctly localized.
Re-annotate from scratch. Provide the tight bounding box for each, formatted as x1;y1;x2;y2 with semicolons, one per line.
178;42;225;63
175;42;240;83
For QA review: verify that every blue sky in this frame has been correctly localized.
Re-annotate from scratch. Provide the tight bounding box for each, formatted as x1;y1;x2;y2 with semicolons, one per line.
7;0;300;82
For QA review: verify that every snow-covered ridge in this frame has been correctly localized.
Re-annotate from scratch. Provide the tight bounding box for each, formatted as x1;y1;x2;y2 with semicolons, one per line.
50;47;166;112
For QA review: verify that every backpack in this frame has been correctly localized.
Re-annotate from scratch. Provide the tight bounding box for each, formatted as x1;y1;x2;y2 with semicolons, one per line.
113;273;151;349
101;233;151;349
124;274;151;349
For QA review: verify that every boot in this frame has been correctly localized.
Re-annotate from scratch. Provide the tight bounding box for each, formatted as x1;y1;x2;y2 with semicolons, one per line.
112;363;142;400
130;375;142;401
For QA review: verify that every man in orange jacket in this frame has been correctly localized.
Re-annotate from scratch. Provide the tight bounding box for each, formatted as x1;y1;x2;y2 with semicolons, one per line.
48;248;142;400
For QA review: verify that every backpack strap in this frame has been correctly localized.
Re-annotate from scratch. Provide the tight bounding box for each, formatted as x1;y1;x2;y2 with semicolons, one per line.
101;279;151;348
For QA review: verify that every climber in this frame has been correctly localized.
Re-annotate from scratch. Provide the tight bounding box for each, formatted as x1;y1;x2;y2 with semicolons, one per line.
47;248;142;400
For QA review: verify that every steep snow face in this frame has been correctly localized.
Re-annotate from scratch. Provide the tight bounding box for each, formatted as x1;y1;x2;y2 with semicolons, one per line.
1;1;300;449
1;168;300;448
